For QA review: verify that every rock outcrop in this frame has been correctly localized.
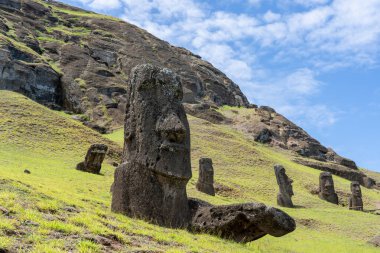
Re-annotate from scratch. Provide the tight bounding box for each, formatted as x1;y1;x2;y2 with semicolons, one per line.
368;235;380;247
111;64;192;228
0;0;248;131
196;158;215;196
188;198;296;243
76;144;108;174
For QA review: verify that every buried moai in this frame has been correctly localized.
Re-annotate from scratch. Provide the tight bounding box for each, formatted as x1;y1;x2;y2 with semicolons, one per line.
318;172;338;204
111;64;296;241
274;165;294;208
111;64;192;228
196;158;215;196
349;181;363;211
76;144;108;174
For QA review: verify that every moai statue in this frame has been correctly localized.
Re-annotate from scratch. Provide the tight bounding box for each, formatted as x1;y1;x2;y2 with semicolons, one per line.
349;181;363;211
274;165;294;208
76;144;108;174
318;172;338;204
111;64;192;228
196;158;215;196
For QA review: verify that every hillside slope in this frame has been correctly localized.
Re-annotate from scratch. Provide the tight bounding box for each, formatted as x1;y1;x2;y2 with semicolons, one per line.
0;0;248;132
0;90;379;253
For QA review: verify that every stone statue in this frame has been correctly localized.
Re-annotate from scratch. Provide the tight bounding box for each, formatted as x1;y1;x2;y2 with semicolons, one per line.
111;64;296;241
76;144;108;174
196;158;215;196
349;181;363;211
274;165;294;208
111;64;192;228
318;172;338;204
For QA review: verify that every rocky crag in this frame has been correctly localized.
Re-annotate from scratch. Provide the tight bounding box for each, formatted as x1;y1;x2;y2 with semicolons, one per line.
0;0;248;133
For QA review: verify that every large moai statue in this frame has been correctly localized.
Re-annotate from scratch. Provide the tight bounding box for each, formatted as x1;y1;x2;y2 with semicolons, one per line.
318;172;338;204
349;181;363;211
274;165;294;208
76;144;108;174
111;64;192;228
196;158;215;196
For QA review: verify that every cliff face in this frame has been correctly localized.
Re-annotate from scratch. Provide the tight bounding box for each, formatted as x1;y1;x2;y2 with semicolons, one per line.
0;0;249;131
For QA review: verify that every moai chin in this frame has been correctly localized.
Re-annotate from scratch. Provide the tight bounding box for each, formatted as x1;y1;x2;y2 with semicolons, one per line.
349;181;363;211
318;172;338;204
76;144;108;174
196;158;215;196
274;165;294;208
111;64;192;228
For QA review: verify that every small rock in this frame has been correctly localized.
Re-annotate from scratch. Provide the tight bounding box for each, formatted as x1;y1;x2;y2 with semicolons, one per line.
0;206;9;215
24;169;31;174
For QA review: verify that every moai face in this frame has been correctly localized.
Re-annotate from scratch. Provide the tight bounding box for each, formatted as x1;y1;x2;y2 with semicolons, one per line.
123;64;191;180
199;158;214;183
319;172;335;196
86;144;108;166
351;182;362;197
274;165;294;196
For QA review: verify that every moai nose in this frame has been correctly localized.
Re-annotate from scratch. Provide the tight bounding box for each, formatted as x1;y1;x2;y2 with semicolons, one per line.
156;113;186;143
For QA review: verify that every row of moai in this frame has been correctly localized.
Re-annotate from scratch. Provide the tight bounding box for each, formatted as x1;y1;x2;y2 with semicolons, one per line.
275;165;364;211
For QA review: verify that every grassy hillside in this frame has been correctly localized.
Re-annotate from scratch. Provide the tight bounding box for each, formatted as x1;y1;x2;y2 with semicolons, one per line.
0;90;379;252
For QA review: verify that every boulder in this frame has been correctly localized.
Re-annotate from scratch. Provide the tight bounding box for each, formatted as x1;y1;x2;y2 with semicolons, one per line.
189;198;296;243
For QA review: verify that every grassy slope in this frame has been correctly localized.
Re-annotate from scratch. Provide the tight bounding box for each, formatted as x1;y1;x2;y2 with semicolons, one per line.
0;90;379;252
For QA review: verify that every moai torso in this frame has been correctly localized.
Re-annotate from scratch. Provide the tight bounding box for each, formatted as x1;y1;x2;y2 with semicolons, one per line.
318;172;338;205
349;181;363;211
274;165;294;208
196;158;215;196
111;64;192;228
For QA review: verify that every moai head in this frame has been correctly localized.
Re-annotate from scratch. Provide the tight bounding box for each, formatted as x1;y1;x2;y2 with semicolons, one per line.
199;158;214;184
351;181;362;197
319;172;335;196
274;165;294;197
196;158;215;196
123;64;191;180
77;144;108;174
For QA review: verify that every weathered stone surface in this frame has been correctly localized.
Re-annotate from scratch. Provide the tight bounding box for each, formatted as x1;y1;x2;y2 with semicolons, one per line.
349;181;363;211
111;64;192;228
0;0;21;10
318;172;338;205
274;165;294;208
183;103;227;124
196;158;215;196
362;176;376;189
368;235;380;247
76;144;108;174
188;198;296;243
0;44;62;109
325;148;358;170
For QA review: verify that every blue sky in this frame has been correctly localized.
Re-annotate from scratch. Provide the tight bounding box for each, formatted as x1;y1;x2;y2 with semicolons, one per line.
60;0;380;172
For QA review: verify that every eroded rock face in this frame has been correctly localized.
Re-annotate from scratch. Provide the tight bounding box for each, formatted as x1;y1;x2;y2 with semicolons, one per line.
196;158;215;196
0;45;62;109
368;235;380;247
318;172;338;205
362;176;376;189
274;165;294;208
76;144;108;174
349;181;363;211
188;198;296;243
0;0;21;10
111;64;192;228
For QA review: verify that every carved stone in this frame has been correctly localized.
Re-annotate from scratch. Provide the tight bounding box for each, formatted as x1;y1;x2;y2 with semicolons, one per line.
274;165;294;208
196;158;215;196
349;181;363;211
76;144;108;174
318;172;338;204
189;198;296;243
111;64;192;228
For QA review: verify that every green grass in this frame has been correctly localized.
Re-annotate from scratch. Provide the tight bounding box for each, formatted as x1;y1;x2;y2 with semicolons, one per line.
0;91;379;252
